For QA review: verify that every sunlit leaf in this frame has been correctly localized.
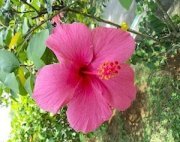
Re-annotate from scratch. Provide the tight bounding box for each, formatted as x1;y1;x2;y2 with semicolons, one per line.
17;67;26;86
31;0;40;11
9;32;21;49
0;86;3;96
0;0;4;7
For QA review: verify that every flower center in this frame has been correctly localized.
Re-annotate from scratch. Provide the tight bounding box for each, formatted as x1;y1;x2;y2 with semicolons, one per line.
97;61;121;80
79;66;88;77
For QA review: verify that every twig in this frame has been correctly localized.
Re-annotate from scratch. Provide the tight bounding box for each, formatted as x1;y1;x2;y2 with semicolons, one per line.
21;2;159;42
154;0;177;33
22;2;162;42
67;8;159;42
19;1;160;45
32;5;64;19
0;21;7;28
13;10;34;13
16;32;33;55
20;64;34;67
16;1;78;55
24;5;73;38
28;5;159;42
11;8;34;13
21;0;39;14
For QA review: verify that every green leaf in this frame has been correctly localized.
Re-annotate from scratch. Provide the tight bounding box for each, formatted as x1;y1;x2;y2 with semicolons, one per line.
18;83;27;96
0;71;8;82
46;0;52;13
3;0;10;10
0;86;3;96
17;67;26;86
10;0;21;6
119;0;133;10
22;18;29;35
27;29;49;69
4;28;12;45
24;75;34;95
0;50;20;73
9;32;21;49
0;31;4;47
4;73;19;94
27;30;49;57
32;54;45;69
31;0;40;11
0;0;4;8
0;72;19;94
46;21;53;32
16;67;27;96
148;15;166;34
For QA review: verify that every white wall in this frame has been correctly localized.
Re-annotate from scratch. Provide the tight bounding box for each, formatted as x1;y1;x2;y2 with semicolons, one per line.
0;106;11;142
102;0;137;27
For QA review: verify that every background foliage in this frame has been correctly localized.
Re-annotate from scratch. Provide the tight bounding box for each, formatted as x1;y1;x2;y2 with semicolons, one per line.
0;0;179;142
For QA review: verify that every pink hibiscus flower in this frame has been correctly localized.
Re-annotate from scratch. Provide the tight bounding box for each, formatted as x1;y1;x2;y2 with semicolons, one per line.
33;23;136;133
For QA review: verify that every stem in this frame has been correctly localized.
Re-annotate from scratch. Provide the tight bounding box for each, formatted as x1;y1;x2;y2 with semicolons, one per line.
154;0;177;33
67;8;159;42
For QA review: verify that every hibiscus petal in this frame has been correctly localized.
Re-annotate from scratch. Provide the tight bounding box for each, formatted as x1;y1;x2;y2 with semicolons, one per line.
91;27;135;68
33;63;79;114
46;23;93;64
101;64;136;111
67;78;112;133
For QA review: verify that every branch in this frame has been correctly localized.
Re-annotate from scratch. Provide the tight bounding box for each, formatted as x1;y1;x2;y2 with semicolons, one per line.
67;8;159;42
29;4;159;42
16;1;78;55
32;5;64;19
19;1;159;44
24;7;70;39
21;0;39;14
154;0;177;33
11;8;34;13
